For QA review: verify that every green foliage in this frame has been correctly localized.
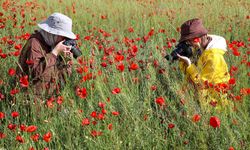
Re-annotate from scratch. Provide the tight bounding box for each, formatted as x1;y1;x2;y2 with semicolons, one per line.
0;0;249;149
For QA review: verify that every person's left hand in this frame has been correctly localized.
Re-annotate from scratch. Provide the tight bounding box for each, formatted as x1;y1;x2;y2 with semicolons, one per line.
66;52;73;66
177;54;191;66
59;50;73;65
63;50;73;60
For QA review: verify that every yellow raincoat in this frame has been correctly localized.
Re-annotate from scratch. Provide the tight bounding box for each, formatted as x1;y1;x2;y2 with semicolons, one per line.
179;35;231;112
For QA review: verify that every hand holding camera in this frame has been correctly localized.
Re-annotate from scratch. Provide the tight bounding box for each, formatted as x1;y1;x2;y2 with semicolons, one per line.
62;39;82;59
52;40;72;56
177;54;191;66
52;39;82;60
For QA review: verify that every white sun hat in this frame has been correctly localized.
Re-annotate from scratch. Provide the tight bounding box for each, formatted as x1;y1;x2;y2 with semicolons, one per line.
38;12;76;39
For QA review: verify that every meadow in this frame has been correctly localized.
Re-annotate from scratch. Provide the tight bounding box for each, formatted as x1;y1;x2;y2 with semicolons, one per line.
0;0;249;149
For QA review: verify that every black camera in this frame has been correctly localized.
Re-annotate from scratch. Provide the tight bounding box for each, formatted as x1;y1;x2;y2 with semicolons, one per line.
165;42;193;62
63;39;82;59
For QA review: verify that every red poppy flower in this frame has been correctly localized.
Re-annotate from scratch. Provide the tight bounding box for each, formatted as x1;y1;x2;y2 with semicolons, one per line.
98;113;105;120
232;50;240;56
106;97;111;102
229;78;236;85
8;68;16;76
148;28;154;36
240;88;250;95
31;133;40;142
155;97;165;106
143;36;149;43
112;111;119;116
10;88;19;96
167;41;172;48
101;15;107;19
25;59;34;65
114;54;124;62
112;88;121;94
234;95;241;101
153;60;159;68
46;100;54;108
43;132;52;142
98;102;105;108
76;87;87;99
91;130;102;137
56;96;63;105
82;118;90;126
12;50;20;57
84;36;91;41
192;114;201;123
0;92;4;100
168;123;175;129
26;125;37;133
8;124;17;130
7;40;15;45
90;111;97;118
0;112;5;119
102;31;111;37
210;116;220;128
131;45;138;53
228;146;234;150
19;75;29;87
21;33;31;40
108;123;113;130
0;53;7;59
158;29;165;33
92;121;98;125
16;135;25;143
11;111;19;118
0;132;6;139
29;147;35;150
209;101;218;107
116;63;125;72
102;109;107;114
20;124;26;131
14;44;22;50
128;27;134;33
100;62;107;67
171;38;176;43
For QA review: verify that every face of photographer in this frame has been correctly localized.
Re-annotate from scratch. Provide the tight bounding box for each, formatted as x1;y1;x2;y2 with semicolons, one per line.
186;35;211;50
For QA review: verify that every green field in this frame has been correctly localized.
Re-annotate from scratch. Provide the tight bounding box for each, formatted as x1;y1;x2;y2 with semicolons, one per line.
0;0;249;149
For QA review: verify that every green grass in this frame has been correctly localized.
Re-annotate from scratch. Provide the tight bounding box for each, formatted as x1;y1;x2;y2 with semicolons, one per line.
0;0;249;149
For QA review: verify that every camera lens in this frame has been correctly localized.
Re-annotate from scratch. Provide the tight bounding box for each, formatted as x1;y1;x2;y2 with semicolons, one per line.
71;47;82;59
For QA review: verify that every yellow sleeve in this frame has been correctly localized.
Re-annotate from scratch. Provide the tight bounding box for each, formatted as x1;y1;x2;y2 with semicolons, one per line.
179;61;189;74
185;52;229;84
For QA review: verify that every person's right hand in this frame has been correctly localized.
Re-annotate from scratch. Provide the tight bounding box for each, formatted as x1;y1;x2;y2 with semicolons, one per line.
177;54;192;66
52;40;72;56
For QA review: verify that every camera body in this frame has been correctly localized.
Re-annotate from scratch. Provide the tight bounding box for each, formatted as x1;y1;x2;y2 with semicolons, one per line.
63;39;82;59
165;42;193;61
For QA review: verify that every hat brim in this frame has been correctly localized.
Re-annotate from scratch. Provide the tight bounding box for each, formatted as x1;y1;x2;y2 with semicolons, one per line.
179;34;197;42
178;32;207;43
38;22;76;39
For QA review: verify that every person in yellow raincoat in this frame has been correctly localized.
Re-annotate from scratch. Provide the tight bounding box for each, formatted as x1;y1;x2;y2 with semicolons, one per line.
177;18;232;112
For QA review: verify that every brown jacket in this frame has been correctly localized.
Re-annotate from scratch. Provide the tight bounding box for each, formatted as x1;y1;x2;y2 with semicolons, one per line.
16;31;72;97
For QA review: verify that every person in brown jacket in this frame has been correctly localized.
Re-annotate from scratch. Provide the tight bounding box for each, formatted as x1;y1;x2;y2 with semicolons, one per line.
16;13;76;98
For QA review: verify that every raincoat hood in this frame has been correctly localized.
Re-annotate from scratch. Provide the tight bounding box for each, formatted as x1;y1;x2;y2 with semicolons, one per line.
206;35;227;52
